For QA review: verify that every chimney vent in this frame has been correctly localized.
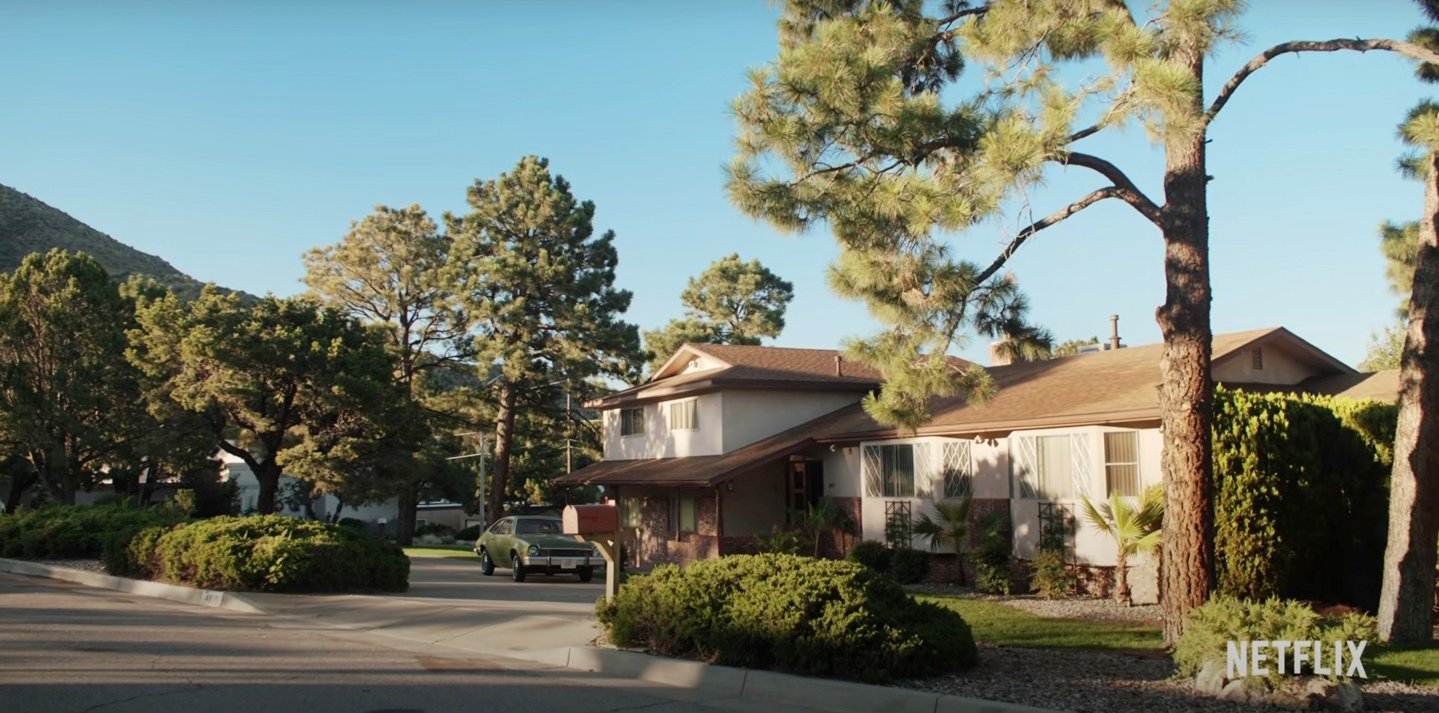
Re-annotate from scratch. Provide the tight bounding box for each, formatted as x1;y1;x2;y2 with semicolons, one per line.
989;340;1012;367
1109;314;1122;351
834;354;842;377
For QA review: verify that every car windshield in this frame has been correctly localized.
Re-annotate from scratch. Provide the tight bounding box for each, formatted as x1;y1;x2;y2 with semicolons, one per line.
515;518;560;535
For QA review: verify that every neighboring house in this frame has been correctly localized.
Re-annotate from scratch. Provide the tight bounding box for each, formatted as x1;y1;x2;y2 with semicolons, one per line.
217;450;401;530
552;328;1397;603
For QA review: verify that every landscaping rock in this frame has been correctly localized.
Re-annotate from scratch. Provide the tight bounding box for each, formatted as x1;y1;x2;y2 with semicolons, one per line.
1196;660;1226;696
1219;680;1253;704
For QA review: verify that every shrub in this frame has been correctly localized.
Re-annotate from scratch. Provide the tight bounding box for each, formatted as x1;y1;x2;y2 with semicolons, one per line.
337;517;368;530
455;524;482;542
1028;551;1075;599
890;547;930;585
596;553;977;683
0;503;185;560
756;525;809;555
846;540;892;573
1212;389;1392;608
121;515;409;593
972;510;1013;595
1174;596;1378;686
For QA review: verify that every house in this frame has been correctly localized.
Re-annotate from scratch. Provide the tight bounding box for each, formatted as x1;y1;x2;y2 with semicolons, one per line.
552;327;1396;603
218;450;401;530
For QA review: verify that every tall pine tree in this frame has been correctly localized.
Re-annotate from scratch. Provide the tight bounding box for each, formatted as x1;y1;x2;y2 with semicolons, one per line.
303;203;471;544
448;157;642;522
643;254;795;368
730;0;1439;642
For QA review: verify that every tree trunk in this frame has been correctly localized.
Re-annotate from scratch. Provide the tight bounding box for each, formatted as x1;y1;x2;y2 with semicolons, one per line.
256;459;281;515
487;384;518;521
1377;151;1439;645
1157;52;1216;646
395;479;419;546
1116;552;1131;606
4;468;36;512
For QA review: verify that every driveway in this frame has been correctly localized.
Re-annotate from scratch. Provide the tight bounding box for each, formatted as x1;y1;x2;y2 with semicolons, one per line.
238;554;604;656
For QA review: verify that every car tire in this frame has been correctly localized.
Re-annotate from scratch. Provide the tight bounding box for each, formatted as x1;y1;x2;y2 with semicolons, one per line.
479;549;494;576
577;566;594;583
510;553;526;582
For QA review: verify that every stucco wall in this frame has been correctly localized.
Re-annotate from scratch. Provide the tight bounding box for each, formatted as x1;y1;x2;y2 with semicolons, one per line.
721;462;786;536
720;390;862;452
603;392;725;460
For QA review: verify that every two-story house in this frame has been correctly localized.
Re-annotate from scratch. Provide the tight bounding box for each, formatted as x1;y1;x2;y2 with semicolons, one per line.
553;326;1396;602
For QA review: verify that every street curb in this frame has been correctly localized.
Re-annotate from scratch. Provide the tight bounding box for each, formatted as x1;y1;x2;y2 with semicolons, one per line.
5;559;1058;713
0;558;263;614
511;646;1059;713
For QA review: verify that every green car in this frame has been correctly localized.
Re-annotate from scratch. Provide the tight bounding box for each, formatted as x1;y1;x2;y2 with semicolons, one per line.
473;515;603;583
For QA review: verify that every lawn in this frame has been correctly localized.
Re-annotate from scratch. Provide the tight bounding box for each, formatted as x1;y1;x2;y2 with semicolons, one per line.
403;545;477;560
921;594;1439;686
1369;644;1439;686
918;595;1165;652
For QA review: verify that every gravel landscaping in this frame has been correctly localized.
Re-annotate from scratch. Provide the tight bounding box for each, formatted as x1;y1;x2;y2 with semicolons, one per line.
902;586;1437;712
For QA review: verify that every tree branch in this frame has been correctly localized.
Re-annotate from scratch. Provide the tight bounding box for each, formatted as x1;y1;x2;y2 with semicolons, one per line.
1208;38;1439;126
1060;152;1163;225
975;187;1130;284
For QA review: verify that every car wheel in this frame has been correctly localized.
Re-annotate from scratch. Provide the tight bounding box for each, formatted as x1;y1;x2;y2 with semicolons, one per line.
510;553;526;582
479;549;494;576
577;566;594;584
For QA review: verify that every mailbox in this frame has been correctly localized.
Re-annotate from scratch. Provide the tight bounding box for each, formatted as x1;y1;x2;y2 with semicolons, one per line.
563;503;619;535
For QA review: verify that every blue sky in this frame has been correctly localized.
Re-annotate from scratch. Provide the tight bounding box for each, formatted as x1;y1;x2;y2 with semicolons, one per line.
1;1;1432;367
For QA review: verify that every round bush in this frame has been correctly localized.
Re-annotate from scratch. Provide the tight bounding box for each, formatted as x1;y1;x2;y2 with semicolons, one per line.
123;515;409;593
596;553;977;683
890;548;930;585
846;540;892;572
1174;596;1378;686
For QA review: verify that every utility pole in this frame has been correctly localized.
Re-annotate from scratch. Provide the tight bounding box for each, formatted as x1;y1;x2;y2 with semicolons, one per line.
449;432;489;530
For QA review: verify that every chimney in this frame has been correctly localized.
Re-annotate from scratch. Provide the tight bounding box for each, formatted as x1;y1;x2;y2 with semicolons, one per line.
1109;314;1121;351
834;354;843;377
989;340;1012;367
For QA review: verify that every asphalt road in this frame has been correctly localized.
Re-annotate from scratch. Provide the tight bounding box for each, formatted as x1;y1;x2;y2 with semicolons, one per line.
0;572;832;713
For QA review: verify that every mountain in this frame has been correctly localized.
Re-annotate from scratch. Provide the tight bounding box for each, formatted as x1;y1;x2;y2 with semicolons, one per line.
0;183;248;300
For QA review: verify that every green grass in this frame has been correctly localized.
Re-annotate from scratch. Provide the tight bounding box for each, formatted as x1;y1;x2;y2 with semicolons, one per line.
919;595;1165;652
1369;644;1439;686
403;546;477;560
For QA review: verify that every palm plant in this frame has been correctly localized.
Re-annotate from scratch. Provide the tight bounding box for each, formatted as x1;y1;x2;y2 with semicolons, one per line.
913;496;973;585
799;498;857;558
1080;484;1164;606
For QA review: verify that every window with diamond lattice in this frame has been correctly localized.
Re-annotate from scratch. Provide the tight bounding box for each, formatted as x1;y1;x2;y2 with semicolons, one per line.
884;500;913;548
940;441;973;499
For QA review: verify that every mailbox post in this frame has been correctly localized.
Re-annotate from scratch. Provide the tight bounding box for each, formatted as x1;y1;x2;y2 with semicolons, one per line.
562;504;621;602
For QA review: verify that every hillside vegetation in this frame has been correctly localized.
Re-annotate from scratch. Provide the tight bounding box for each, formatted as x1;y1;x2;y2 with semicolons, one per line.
0;183;246;299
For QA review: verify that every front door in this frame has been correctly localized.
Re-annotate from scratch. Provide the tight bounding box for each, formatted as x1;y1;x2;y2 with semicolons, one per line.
787;460;824;516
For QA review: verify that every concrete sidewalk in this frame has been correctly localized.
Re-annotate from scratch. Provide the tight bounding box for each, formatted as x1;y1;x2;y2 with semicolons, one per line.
0;556;1057;713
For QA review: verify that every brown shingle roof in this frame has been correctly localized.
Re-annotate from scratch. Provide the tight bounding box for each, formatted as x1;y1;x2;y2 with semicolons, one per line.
1298;370;1399;403
815;327;1358;440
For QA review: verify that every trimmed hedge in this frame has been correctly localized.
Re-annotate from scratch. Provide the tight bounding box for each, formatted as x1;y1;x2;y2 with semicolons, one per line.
595;553;976;683
1212;389;1393;608
0;503;186;560
119;515;409;593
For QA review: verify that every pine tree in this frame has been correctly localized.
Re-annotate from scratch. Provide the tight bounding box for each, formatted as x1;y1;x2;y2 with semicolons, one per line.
1377;3;1439;643
302;203;471;544
448;157;642;522
0;250;143;504
643;254;795;368
730;0;1439;643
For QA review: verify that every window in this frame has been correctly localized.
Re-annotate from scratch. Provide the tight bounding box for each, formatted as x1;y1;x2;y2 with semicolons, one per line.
1013;435;1078;500
677;493;697;533
863;444;915;498
620;407;644;436
1104;431;1140;497
940;441;973;499
621;495;642;528
668;399;698;430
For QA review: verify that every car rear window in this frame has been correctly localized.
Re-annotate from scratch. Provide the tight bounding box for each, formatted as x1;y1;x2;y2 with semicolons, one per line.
516;519;560;535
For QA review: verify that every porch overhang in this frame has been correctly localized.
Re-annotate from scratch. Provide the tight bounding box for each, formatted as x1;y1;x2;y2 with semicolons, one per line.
550;438;816;488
